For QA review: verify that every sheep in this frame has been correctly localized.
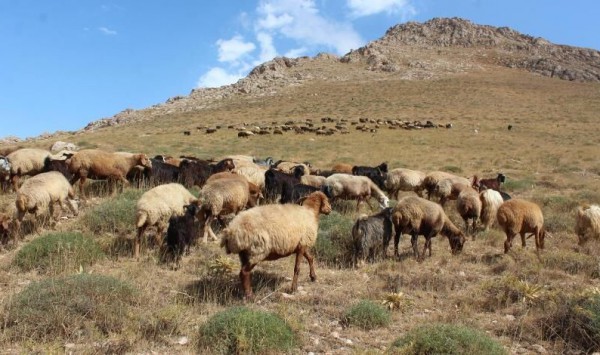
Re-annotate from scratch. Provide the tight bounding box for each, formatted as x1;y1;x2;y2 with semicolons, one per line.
6;148;52;190
163;203;201;267
0;212;12;244
421;171;469;200
273;160;311;176
323;173;389;211
43;150;76;181
220;191;332;299
384;168;426;199
280;183;320;204
391;196;466;261
456;187;482;237
351;208;393;266
331;163;353;174
496;199;545;253
67;149;152;197
352;163;387;190
178;158;235;188
432;178;471;206
472;173;506;192
134;183;197;260
232;162;267;191
264;167;305;203
479;189;504;231
0;156;11;192
196;178;261;243
14;171;79;230
301;174;326;188
575;204;600;245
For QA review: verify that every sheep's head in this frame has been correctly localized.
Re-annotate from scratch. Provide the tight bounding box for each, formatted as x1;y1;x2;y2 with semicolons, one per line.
302;191;331;215
379;196;389;209
449;233;466;254
0;157;11;175
137;154;153;169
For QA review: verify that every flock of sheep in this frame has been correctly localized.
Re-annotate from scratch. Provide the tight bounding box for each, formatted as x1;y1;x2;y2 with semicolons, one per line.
1;145;599;300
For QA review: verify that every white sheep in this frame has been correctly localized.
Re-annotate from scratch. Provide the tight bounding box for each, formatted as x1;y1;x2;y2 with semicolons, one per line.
384;168;426;199
231;160;267;191
135;183;197;260
67;149;152;197
197;177;261;243
391;195;466;261
479;189;504;231
14;171;78;231
456;187;482;237
221;191;332;299
575;204;600;245
301;174;326;188
323;173;389;211
496;199;545;253
6;148;52;190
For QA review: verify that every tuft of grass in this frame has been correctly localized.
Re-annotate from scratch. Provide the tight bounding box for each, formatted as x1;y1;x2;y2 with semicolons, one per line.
12;232;104;274
197;306;297;354
481;275;545;311
542;249;600;277
2;274;140;343
343;300;391;330
313;211;356;268
388;323;507;354
80;188;144;236
503;177;535;192
442;165;463;174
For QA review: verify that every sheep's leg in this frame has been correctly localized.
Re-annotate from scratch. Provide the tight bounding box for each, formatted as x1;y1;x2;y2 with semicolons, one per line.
504;232;516;253
520;232;527;248
202;214;217;243
303;248;317;282
10;174;19;191
155;224;166;248
411;233;419;259
291;248;303;292
393;230;402;257
135;225;147;261
238;252;255;300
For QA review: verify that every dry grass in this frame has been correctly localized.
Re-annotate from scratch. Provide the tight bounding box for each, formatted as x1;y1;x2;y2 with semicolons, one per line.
1;64;600;353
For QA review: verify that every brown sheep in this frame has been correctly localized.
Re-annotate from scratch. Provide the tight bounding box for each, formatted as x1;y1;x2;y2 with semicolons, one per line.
497;199;545;253
67;149;152;197
456;187;482;237
331;163;353;174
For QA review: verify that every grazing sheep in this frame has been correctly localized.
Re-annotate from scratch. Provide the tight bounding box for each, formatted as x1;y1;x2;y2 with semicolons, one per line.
352;208;393;266
384;168;426;199
264;167;305;202
6;148;52;190
197;178;260;243
352;163;387;190
456;187;482;237
331;163;353;174
178;158;235;188
14;171;79;230
135;183;197;260
421;171;469;201
433;178;471;206
232;163;267;191
479;189;504;231
163;203;201;267
221;191;332;299
67;149;152;197
496;199;545;253
323;174;389;211
575;204;600;245
273;160;311;176
391;196;466;261
301;174;326;188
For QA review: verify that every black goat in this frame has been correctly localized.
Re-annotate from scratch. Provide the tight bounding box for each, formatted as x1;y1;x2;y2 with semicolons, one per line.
352;162;388;190
179;158;235;188
149;158;180;186
280;183;320;204
43;154;75;181
264;166;305;203
163;204;200;267
352;207;393;266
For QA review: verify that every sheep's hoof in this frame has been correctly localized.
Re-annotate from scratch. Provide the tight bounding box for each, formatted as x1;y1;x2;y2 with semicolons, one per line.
310;275;317;282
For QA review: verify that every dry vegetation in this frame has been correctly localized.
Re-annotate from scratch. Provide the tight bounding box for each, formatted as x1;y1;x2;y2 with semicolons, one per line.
1;63;600;354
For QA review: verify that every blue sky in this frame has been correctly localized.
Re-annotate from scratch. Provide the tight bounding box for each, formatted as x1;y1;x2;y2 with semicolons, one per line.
1;0;599;139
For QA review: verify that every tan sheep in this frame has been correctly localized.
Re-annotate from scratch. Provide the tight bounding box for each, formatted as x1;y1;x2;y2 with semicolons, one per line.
6;148;52;190
391;196;466;261
231;161;267;191
479;189;504;231
575;204;600;245
456;187;482;237
134;183;197;260
275;161;311;176
67;149;152;197
331;163;353;174
384;168;426;199
497;199;545;253
323;173;389;211
14;171;78;231
301;174;326;188
221;191;332;299
196;178;261;243
422;171;469;201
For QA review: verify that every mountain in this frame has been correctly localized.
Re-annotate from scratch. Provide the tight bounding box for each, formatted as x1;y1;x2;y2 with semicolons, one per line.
76;17;600;132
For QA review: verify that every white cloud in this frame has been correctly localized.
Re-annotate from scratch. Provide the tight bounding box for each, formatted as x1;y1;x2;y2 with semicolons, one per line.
284;47;307;57
346;0;416;18
256;32;278;63
197;67;243;88
256;0;363;55
216;35;256;63
98;27;117;35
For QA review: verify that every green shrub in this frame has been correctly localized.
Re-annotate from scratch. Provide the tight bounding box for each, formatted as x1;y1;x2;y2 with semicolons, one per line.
81;188;144;236
389;323;506;354
12;232;104;274
198;307;296;354
343;300;391;330
2;274;140;342
313;211;355;268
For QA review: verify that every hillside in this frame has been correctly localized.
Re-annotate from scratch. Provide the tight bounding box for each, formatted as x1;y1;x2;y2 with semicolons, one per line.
1;17;600;354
